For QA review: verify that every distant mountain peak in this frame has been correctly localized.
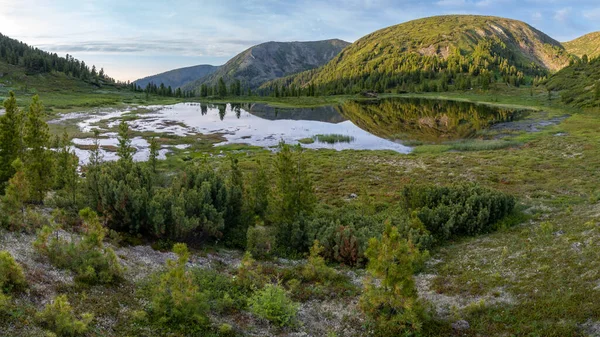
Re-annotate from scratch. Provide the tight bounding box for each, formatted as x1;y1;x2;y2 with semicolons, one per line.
182;39;350;92
134;64;219;89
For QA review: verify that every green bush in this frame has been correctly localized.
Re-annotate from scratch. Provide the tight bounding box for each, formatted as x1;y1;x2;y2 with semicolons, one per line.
302;240;337;282
234;252;268;293
248;283;298;327
306;206;432;266
146;243;209;332
402;183;516;241
37;294;93;337
246;224;275;259
33;208;123;284
0;250;26;293
192;268;246;313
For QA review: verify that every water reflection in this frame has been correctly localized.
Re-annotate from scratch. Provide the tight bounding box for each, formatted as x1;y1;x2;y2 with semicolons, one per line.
337;98;525;143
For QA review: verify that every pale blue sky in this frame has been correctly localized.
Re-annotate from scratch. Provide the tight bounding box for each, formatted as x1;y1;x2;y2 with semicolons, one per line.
1;0;599;81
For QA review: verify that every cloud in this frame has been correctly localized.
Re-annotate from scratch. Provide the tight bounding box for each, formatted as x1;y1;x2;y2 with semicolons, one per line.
2;0;599;81
554;7;572;22
436;0;467;6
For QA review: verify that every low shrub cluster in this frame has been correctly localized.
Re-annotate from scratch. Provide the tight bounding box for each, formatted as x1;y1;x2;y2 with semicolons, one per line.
306;205;432;266
34;208;123;284
37;295;93;337
402;183;516;241
248;284;298;327
0;250;26;294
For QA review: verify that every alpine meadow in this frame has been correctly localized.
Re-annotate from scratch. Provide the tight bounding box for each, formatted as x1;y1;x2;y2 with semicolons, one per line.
1;3;600;337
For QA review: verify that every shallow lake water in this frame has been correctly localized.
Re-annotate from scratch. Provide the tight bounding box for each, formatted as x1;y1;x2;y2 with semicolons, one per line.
51;98;525;165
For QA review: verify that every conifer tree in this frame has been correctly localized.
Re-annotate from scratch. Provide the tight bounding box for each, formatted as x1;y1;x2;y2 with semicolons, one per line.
0;92;24;188
54;131;80;209
24;95;54;203
218;77;227;97
148;137;159;173
2;159;30;230
360;223;426;336
117;120;133;163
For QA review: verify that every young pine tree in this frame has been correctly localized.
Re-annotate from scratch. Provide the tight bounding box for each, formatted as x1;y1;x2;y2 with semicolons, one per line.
0;92;24;188
24;95;54;203
2;159;30;230
359;223;427;336
54;131;80;211
117;120;133;163
148;137;159;173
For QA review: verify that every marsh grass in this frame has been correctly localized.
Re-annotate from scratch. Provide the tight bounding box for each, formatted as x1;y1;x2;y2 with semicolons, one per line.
313;134;355;144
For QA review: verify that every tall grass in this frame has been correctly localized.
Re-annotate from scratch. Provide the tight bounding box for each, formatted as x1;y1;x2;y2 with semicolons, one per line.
313;134;355;144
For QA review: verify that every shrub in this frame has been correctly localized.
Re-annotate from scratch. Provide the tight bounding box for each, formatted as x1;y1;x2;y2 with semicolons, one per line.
359;224;427;336
402;183;516;241
235;252;267;293
248;283;298;327
306;206;432;266
192;268;246;313
0;250;26;293
146;243;209;331
37;294;93;337
33;208;123;284
246;224;275;259
302;240;337;282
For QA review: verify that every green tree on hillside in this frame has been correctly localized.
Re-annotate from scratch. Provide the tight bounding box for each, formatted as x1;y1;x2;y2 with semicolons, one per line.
2;159;30;230
218;77;227;97
24;95;54;203
0;92;24;188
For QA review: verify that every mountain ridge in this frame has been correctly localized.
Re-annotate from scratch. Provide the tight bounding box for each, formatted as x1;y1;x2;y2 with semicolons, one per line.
181;39;350;93
133;64;219;90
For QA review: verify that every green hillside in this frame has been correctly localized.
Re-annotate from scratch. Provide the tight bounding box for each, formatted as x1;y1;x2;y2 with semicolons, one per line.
563;32;600;59
264;15;572;95
0;33;132;110
545;57;600;107
182;39;349;93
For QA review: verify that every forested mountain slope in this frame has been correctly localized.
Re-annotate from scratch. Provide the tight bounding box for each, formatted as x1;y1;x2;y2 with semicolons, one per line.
263;15;571;95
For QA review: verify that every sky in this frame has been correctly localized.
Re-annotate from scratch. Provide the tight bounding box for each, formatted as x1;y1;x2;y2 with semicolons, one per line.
1;0;599;82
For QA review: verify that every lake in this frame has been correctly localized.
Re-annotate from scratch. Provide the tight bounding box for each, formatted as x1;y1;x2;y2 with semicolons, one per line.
51;98;525;164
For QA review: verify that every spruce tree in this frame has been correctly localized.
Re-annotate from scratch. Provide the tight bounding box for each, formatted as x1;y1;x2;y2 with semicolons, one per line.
117;120;133;163
24;95;54;203
54;131;80;209
2;159;30;230
0;92;24;188
218;77;227;97
148;137;159;173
